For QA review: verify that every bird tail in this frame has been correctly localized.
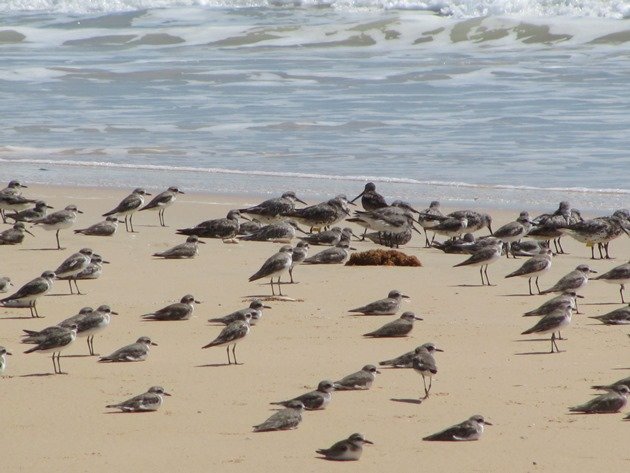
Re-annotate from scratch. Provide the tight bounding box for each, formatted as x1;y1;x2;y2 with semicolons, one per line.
590;384;610;390
176;228;195;236
23;346;39;354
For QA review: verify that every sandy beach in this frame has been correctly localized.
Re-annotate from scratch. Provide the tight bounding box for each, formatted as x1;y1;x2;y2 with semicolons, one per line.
1;184;629;472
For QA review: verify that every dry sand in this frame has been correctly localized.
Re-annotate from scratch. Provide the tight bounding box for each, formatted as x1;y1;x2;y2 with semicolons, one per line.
1;185;629;472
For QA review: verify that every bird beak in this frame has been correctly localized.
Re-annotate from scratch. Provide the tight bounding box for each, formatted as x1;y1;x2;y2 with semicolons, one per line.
46;205;54;209
589;269;598;274
111;311;119;315
488;224;494;235
295;197;308;205
414;316;424;321
101;259;111;264
349;246;357;251
198;240;206;244
194;300;202;304
401;295;410;299
363;439;374;445
240;214;251;221
263;305;272;309
435;348;444;352
375;370;381;374
6;351;12;356
178;190;185;194
25;229;35;237
163;392;172;396
118;219;125;223
145;192;152;196
411;224;424;236
151;342;158;346
77;210;84;214
576;294;585;299
349;191;364;204
348;201;357;207
484;421;493;426
294;226;309;235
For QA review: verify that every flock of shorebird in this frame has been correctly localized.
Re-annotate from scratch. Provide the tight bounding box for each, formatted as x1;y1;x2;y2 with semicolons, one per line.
1;179;629;460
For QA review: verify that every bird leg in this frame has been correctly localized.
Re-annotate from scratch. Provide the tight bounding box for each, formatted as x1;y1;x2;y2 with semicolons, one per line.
226;346;232;365
479;267;485;286
484;265;492;286
277;277;284;296
550;333;560;353
55;229;62;250
72;278;82;295
528;278;534;296
269;278;276;296
620;285;625;304
232;345;240;365
535;277;541;295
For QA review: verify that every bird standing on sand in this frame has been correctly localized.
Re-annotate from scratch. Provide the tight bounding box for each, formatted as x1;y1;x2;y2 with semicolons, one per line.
492;211;533;257
363;311;423;338
202;312;251;365
379;342;442;368
593;261;630;303
569;385;630;414
350;182;388;211
6;200;53;223
349;289;409;316
53;248;93;294
453;238;502;286
289;241;309;283
23;324;77;374
106;386;171;412
208;300;270;326
33;204;83;250
103;188;151;232
589;305;630;325
423;415;491;441
505;248;553;295
253;400;305;432
248;245;293;296
0;271;56;318
302;241;352;265
540;265;597;311
521;300;573;353
412;344;442;399
59;305;117;356
316;433;373;461
139;186;184;227
153;235;204;259
0;346;12;375
240;191;307;224
142;294;201;321
271;380;335;410
523;291;581;317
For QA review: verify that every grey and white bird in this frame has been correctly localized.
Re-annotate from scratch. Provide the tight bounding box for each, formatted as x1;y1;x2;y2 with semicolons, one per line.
350;182;388;211
589;305;630;325
0;276;13;293
142;295;201;321
447;210;493;235
74;216;120;237
591;376;630;391
240;191;307;224
0;193;37;221
509;240;550;257
423;415;492;441
431;215;468;240
289;242;309;283
0;222;34;245
248;245;293;296
106;386;171;412
569;385;630;414
238;220;263;235
559;213;629;259
253;400;305;432
333;365;380;390
505;248;553;295
493;211;533;257
363;311;423;338
33;204;83;250
73;253;108;280
238;220;303;243
271;380;335;410
202;312;251;365
22;317;85;345
283;195;351;231
5;200;53;223
59;305;117;355
54;248;93;294
176;210;245;240
298;227;343;246
302;241;352;265
208;300;271;326
348;289;409;316
0;270;55;318
0;180;27;196
540;264;597;296
0;346;12;375
413;344;441;399
99;336;157;362
523;291;581;317
453;238;503;286
417;201;444;247
103;188;151;232
379;342;443;368
521;300;573;353
316;433;373;461
139;186;184;227
153;235;204;259
23;324;77;374
593;261;630;304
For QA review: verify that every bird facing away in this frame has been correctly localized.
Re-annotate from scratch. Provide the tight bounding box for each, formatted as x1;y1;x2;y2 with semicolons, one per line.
253;400;305;432
363;311;423;338
569;385;630;414
379;342;443;368
142;294;201;321
413;344;443;399
0;346;12;375
33;204;83;250
316;433;373;461
423;415;492;441
591;376;630;392
521;300;573;353
103;188;151;233
208;300;271;326
139;186;184;227
153;235;204;259
248;245;293;296
0;276;12;293
505;248;553;295
23;324;77;374
593;261;630;303
453;238;502;286
59;305;117;356
202;312;251;365
333;365;380;391
74;216;120;237
99;336;157;362
106;386;171;412
589;305;630;325
271;380;335;410
348;289;409;315
0;270;56;318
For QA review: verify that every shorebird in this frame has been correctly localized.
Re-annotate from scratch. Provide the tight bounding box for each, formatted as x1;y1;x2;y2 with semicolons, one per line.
423;415;491;441
509;240;549;257
248;245;293;296
432;215;468;240
523;291;581;317
348;289;409;316
74;216;120;236
106;386;171;412
528;201;582;254
0;194;37;223
453;238;502;286
59;305;117;355
22;319;83;345
363;311;423;338
284;195;352;231
591;376;630;391
208;300;270;326
238;220;262;235
417;201;444;247
349;208;420;241
302;241;352;265
412;344;442;399
202;312;251;365
593;261;630;303
316;433;373;461
153;235;204;259
0;270;55;318
521;300;573;353
0;222;34;245
54;248;93;294
33;204;83;250
24;324;77;374
493;211;533;257
364;227;412;248
102;188;151;232
379;342;443;368
5;200;53;223
298;226;343;246
289;241;309;283
589;305;630;325
569;385;630;414
505;248;553;295
0;346;12;375
333;365;380;390
540;265;597;303
139;186;184;227
431;233;477;254
72;253;108;280
0;180;27;196
240;191;307;224
176;210;245;240
350;182;388;211
253;400;305;432
559;213;629;259
238;220;303;243
271;380;335;410
99;336;157;362
142;294;201;321
0;276;12;293
447;210;493;235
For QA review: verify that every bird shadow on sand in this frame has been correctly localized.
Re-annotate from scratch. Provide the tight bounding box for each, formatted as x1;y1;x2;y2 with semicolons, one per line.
502;293;538;297
195;363;237;368
0;315;38;320
583;302;623;306
103;411;153;415
63;354;97;358
19;248;65;252
243;294;301;302
390;398;423;405
451;284;495;288
514;350;561;356
19;372;58;377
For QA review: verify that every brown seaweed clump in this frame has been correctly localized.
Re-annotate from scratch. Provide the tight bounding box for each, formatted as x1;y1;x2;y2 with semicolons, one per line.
345;249;422;267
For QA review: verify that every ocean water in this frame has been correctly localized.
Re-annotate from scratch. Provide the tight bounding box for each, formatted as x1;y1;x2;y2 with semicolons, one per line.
0;0;628;212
